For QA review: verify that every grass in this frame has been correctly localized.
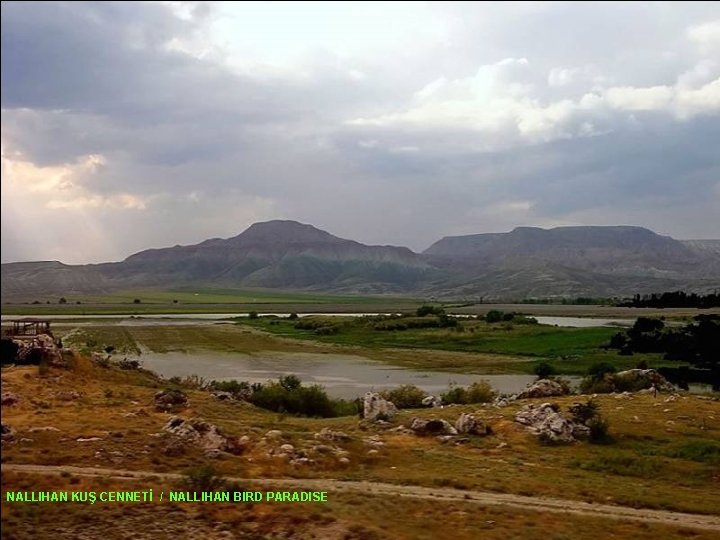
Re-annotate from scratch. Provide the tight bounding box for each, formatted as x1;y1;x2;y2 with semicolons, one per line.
2;357;719;517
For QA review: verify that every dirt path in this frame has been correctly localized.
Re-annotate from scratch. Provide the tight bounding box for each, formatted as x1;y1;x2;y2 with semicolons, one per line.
3;463;719;531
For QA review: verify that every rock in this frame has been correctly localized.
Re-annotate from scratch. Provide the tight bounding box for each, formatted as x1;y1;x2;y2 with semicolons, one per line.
76;437;103;442
211;391;234;401
163;416;245;455
363;435;385;448
517;379;568;399
455;413;490;436
409;418;458;436
515;403;586;444
265;430;283;440
613;369;675;392
279;443;295;453
312;444;334;454
422;395;442;408
154;390;188;412
367;449;379;456
117;358;141;370
163;439;187;457
1;422;15;442
55;390;81;401
338;457;350;465
362;392;398;422
314;427;351;442
1;392;19;407
493;396;512;408
28;426;60;433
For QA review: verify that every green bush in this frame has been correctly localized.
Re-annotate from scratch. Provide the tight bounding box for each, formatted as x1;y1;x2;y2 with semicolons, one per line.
248;378;356;418
485;310;504;323
248;311;258;319
587;415;611;443
533;361;556;379
416;305;445;317
183;465;226;493
441;380;496;404
380;385;427;408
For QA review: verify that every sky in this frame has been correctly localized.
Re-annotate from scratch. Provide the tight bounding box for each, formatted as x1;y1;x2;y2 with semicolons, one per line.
2;1;720;264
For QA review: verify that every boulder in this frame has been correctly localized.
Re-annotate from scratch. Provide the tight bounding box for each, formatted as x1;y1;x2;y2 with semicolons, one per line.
409;417;458;436
613;369;674;392
455;413;490;436
154;389;189;412
163;416;245;455
1;392;19;407
422;395;442;408
362;392;397;422
517;379;568;399
211;391;234;401
515;403;587;444
117;358;141;370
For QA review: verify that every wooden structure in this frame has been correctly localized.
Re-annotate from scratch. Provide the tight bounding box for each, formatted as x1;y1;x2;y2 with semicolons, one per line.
2;319;53;339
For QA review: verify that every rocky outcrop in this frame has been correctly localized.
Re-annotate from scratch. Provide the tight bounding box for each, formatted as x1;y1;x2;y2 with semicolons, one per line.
455;413;490;436
409;417;458;436
154;389;189;412
517;379;569;399
613;369;674;392
362;392;397;422
162;416;245;456
515;403;589;443
422;395;442;408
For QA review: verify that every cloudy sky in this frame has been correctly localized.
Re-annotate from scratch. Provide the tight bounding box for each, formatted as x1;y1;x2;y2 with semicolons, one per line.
2;1;720;263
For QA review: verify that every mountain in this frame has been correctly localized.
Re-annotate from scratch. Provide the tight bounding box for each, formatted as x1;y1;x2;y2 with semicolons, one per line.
2;222;719;301
422;226;720;298
1;221;435;299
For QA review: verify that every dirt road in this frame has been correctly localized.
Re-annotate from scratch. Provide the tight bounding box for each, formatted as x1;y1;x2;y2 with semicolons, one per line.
3;463;719;531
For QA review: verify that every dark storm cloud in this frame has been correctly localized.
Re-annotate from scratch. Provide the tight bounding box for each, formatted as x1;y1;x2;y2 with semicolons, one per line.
1;1;719;263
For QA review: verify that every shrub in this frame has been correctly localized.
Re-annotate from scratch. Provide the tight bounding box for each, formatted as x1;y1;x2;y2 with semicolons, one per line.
288;312;298;320
183;465;226;493
587;415;611;443
133;298;141;304
441;380;496;404
248;311;258;319
587;362;617;380
579;376;615;394
569;399;598;424
465;380;497;403
485;310;504;323
280;374;302;391
248;378;355;417
380;385;427;408
314;326;339;335
533;361;556;379
416;305;445;317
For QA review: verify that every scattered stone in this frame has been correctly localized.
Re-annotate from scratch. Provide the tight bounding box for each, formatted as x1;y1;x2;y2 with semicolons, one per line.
154;389;189;412
1;392;19;407
422;395;442;408
205;449;223;459
163;438;187;457
409;418;458;436
314;427;351;442
363;435;385;448
76;437;103;442
367;449;379;456
117;358;141;370
455;413;491;436
279;443;295;453
493;396;512;408
265;430;283;440
312;444;334;454
496;442;508;449
362;392;398;422
517;379;569;399
338;457;350;465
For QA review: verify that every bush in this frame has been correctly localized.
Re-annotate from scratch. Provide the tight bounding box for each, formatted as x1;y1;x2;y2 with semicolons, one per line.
183;465;226;493
248;378;355;418
485;310;504;323
416;305;445;317
248;311;258;319
587;415;611;443
533;361;556;379
569;399;598;424
441;380;496;404
579;376;615;394
288;312;298;320
465;380;497;403
380;385;427;408
587;362;616;380
279;374;302;391
133;298;141;304
314;326;339;335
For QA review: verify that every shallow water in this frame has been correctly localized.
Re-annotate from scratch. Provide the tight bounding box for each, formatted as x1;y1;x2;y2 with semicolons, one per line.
135;350;546;399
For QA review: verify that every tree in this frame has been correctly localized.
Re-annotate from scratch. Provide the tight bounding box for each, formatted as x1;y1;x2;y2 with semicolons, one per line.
133;298;141;304
533;361;556;379
58;297;67;304
485;310;503;323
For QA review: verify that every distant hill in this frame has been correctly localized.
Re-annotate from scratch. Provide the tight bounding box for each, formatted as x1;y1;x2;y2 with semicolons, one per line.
2;221;719;301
